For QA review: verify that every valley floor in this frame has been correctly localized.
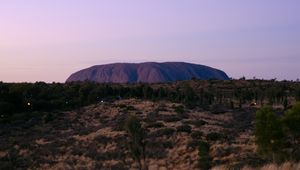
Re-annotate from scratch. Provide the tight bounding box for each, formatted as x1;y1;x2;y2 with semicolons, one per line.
0;99;294;169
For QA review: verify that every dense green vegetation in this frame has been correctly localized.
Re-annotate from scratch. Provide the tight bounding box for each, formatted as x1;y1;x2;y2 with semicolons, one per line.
255;102;300;163
255;107;284;162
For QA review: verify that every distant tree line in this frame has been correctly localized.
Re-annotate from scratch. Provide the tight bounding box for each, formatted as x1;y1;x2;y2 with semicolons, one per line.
0;80;300;121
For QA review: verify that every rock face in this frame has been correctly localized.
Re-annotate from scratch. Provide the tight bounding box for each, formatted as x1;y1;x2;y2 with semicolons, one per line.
66;62;229;83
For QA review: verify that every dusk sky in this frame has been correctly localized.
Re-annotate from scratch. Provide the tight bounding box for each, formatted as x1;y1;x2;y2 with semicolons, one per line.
1;0;299;82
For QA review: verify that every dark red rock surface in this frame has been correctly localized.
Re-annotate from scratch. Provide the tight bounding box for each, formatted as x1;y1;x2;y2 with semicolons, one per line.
66;62;229;83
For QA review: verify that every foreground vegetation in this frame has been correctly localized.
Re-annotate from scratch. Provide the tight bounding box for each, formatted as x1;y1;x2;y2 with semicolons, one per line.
0;79;300;169
255;103;300;163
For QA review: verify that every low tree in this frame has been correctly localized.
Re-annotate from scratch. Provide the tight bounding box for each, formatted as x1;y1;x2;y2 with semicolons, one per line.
296;87;300;101
283;97;289;111
125;114;147;170
255;107;285;162
282;102;300;159
198;140;211;170
182;83;197;108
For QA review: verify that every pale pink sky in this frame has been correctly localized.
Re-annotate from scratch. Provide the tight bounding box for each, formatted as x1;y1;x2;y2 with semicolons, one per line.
0;0;299;82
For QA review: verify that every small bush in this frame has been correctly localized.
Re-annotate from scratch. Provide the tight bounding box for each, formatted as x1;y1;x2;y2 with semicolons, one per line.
210;104;228;114
93;150;126;161
206;132;224;141
146;122;164;128
117;104;136;111
146;140;173;159
191;131;203;139
145;112;159;122
176;125;192;133
149;128;175;138
161;141;174;148
184;120;207;128
174;105;185;114
111;113;128;131
187;139;199;149
193;120;207;127
126;105;136;111
174;105;189;119
155;106;168;112
44;113;56;123
117;104;127;109
160;115;181;122
109;162;128;170
146;145;167;159
94;135;113;145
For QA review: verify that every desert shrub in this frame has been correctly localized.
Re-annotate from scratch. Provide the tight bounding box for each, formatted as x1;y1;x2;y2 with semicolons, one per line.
44;112;56;123
77;127;93;136
150;140;173;149
184;120;207;128
177;112;189;119
282;103;300;142
94;162;103;169
174;105;185;114
210;104;228;114
0;160;14;170
136;111;143;115
155;105;168;112
146;140;173;159
94;150;126;161
176;124;192;133
117;104;127;109
146;122;164;128
193;120;207;127
114;135;127;148
71;146;86;156
160;115;181;122
282;102;300;161
85;145;98;159
124;114;147;170
146;145;167;159
191;131;203;140
187;139;199;149
99;115;110;125
198;140;212;170
145;112;159;122
109;162;128;170
111;113;128;131
149;127;175;138
161;140;173;148
181;83;198;108
94;135;113;145
296;87;300;101
0;102;15;115
206;132;224;141
255;107;285;162
118;104;136;111
0;148;32;169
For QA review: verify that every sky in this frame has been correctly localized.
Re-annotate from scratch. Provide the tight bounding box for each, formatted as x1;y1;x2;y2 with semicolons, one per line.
0;0;300;82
